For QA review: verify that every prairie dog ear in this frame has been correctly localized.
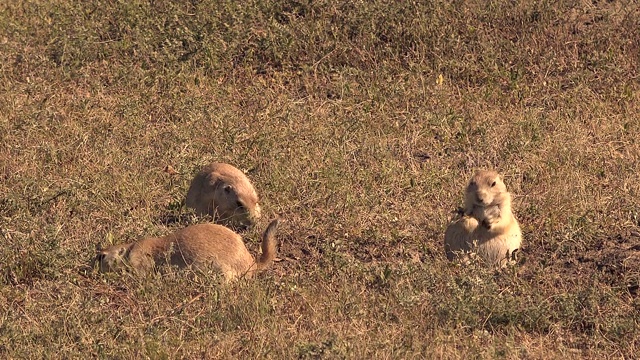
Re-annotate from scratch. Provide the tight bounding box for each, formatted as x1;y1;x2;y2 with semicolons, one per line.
206;173;221;187
207;177;230;192
207;178;218;188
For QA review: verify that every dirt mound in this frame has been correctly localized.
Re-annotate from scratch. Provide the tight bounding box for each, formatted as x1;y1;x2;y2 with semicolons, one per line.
570;231;640;297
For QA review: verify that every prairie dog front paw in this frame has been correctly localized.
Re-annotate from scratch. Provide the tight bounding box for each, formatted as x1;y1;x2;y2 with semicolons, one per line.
473;205;501;228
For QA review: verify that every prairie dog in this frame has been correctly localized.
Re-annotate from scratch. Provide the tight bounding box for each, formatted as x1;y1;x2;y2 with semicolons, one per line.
444;170;522;266
95;219;280;281
185;163;261;229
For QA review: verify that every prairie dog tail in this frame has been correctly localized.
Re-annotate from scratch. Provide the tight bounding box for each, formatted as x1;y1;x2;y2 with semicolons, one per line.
255;218;280;272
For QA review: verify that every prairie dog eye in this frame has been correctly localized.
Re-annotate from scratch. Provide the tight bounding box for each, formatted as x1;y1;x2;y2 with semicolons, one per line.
491;181;496;187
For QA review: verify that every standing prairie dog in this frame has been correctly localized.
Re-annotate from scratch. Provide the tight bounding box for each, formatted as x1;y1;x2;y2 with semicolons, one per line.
95;219;280;281
444;170;522;266
185;163;261;229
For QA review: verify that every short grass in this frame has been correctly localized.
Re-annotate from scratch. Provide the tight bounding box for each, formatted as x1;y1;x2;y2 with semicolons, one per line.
1;0;639;358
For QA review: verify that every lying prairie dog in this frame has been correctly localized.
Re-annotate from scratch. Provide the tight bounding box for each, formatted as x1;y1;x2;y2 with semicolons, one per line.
95;219;280;281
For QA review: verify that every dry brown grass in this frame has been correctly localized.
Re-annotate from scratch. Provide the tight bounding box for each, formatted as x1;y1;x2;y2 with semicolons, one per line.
1;0;639;358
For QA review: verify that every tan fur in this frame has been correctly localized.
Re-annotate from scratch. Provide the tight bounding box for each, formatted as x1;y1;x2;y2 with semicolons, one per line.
185;163;261;229
444;170;522;266
95;219;280;281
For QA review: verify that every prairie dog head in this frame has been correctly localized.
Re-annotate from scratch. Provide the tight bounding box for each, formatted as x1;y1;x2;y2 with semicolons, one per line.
211;179;261;228
186;163;261;229
94;243;131;273
464;170;510;211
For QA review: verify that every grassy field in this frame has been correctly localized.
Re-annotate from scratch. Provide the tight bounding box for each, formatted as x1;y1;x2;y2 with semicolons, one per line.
1;0;639;358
